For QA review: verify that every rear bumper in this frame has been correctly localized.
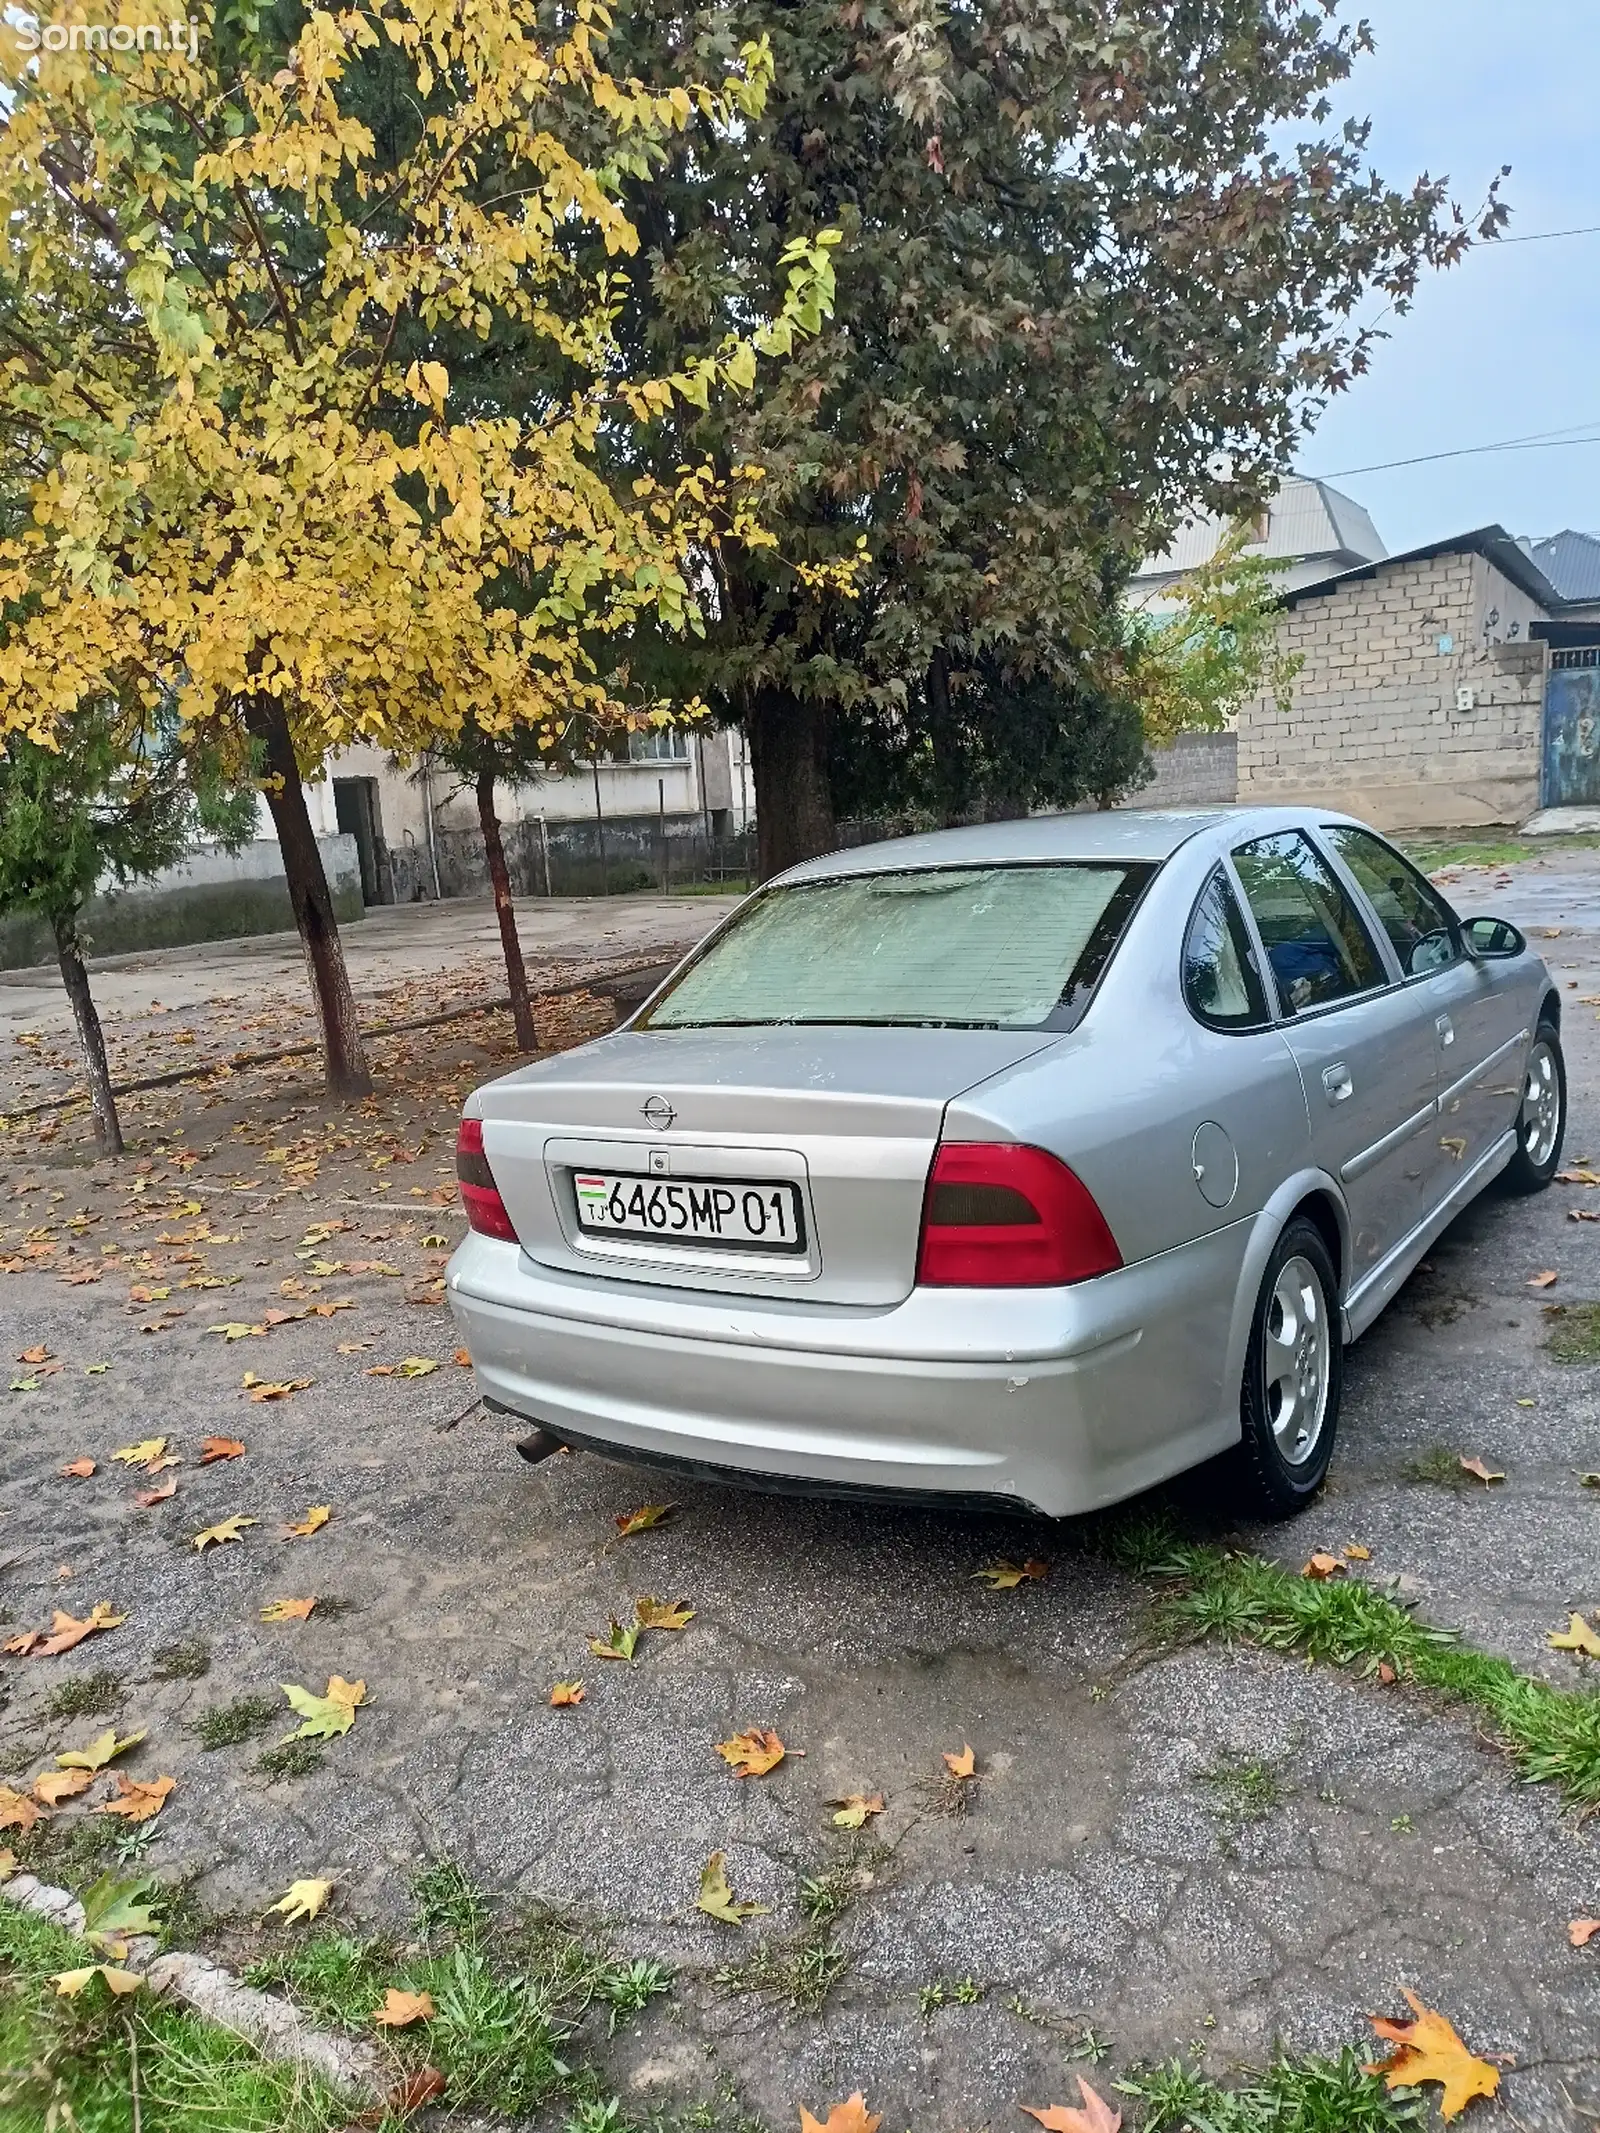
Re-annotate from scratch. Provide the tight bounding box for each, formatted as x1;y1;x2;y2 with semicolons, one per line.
446;1228;1248;1519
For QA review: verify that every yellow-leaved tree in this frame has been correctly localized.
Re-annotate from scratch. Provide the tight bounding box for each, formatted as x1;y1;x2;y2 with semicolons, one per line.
0;0;845;1093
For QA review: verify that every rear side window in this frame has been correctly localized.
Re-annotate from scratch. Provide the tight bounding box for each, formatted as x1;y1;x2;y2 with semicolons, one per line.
641;862;1154;1031
1232;830;1386;1015
1322;824;1461;977
1183;870;1270;1029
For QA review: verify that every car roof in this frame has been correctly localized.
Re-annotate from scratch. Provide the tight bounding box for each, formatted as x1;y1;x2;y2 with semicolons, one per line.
774;807;1341;882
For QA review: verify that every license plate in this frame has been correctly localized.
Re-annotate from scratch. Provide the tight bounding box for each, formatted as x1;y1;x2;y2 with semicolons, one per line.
572;1171;805;1253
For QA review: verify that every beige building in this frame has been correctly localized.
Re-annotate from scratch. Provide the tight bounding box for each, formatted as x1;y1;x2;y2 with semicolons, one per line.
1234;526;1579;831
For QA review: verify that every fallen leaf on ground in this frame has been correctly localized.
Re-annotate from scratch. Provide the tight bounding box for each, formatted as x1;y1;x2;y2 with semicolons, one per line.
33;1768;94;1806
1569;1918;1599;1947
111;1437;169;1471
1021;2077;1123;2133
1528;1270;1559;1289
81;1872;161;1947
241;1374;312;1401
831;1793;885;1829
374;1987;435;2028
8;1602;126;1659
60;1458;96;1479
1580;1473;1600;1490
0;1783;48;1830
715;1728;788;1778
337;1340;375;1354
51;1965;141;1998
696;1851;768;1924
57;1728;145;1771
1459;1456;1505;1486
549;1680;585;1707
614;1503;673;1537
800;2097;882;2133
261;1596;317;1622
589;1619;640;1663
280;1676;366;1742
383;2068;447;2116
284;1505;331;1538
1549;1612;1600;1658
1365;1991;1500;2119
0;1849;14;1881
17;1345;52;1365
199;1436;246;1464
635;1596;695;1631
364;1364;396;1376
1344;1542;1372;1561
396;1356;437;1377
135;1479;177;1507
97;1773;175;1824
942;1744;977;1779
208;1323;266;1341
266;1877;334;1925
453;1347;472;1366
193;1514;257;1552
972;1559;1048;1589
1302;1552;1346;1580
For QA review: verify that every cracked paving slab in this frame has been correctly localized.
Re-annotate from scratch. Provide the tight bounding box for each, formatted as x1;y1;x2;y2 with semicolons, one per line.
2;859;1600;2129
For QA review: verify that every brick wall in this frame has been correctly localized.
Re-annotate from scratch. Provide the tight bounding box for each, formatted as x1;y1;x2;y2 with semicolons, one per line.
1135;730;1238;807
1237;552;1548;830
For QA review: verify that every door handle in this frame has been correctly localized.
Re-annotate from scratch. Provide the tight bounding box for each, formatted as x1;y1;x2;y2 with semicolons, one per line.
1435;1014;1455;1046
1322;1063;1353;1104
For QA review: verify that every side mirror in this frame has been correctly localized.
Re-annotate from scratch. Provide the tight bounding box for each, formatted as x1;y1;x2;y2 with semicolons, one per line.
1461;916;1526;960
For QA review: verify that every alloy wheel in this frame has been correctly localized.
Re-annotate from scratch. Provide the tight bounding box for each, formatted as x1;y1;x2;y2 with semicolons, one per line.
1262;1254;1330;1468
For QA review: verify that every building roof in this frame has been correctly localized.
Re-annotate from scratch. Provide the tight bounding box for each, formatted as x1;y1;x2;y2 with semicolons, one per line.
1281;523;1563;612
1522;529;1600;604
1131;476;1387;594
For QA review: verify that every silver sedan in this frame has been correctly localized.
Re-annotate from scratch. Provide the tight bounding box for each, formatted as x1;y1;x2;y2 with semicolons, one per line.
447;808;1563;1519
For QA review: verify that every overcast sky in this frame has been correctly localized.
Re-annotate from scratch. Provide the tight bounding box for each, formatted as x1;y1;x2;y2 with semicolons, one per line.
1292;0;1600;553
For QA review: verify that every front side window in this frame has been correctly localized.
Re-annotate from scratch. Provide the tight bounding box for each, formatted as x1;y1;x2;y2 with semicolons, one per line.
1322;825;1460;977
642;863;1153;1031
1183;870;1270;1029
1232;830;1386;1016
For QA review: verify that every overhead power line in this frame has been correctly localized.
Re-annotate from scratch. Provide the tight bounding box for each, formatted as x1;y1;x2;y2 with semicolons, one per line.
1318;420;1600;479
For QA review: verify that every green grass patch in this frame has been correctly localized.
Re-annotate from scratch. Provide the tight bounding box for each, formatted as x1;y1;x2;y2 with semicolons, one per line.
1200;1755;1282;1825
1543;1300;1600;1363
0;1895;350;2133
1120;2046;1424;2130
1109;1522;1600;1809
254;1739;325;1782
45;1670;125;1721
151;1639;211;1681
1401;1445;1481;1489
245;1863;671;2121
1398;834;1536;872
189;1693;280;1750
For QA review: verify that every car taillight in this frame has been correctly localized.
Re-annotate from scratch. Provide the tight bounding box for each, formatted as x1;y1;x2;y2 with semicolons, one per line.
456;1117;519;1243
915;1142;1121;1288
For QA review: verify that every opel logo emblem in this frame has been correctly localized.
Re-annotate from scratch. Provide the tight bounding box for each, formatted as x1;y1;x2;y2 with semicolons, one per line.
641;1094;677;1131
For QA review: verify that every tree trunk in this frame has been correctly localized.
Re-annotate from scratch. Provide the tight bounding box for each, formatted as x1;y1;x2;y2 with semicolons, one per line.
244;694;372;1097
477;770;537;1052
747;687;836;882
926;650;964;828
52;907;122;1156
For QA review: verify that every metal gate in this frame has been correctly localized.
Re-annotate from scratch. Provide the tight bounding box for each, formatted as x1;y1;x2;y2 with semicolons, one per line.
1542;656;1600;806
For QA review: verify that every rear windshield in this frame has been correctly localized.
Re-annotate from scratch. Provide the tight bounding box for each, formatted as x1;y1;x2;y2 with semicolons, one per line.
641;863;1154;1031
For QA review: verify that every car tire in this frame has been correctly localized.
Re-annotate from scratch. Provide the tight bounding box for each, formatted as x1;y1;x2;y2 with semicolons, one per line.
1501;1017;1565;1195
1230;1217;1342;1520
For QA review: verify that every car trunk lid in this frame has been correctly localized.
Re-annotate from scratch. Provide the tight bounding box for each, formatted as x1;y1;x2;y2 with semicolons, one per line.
473;1026;1059;1305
